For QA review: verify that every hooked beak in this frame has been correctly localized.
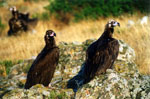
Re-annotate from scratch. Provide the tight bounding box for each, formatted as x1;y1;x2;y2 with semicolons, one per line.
50;32;56;37
117;22;120;27
54;33;56;36
113;22;120;27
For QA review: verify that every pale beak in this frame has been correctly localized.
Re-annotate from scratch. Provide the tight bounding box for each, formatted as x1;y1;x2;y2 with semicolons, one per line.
113;22;120;27
50;32;56;37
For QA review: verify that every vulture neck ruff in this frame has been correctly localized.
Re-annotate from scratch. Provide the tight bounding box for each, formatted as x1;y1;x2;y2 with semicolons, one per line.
101;27;114;39
45;37;56;49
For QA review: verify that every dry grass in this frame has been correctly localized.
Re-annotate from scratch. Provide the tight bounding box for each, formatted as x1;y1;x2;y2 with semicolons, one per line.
0;15;150;74
0;1;149;74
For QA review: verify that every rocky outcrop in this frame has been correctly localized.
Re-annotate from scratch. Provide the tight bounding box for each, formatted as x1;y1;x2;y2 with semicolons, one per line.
1;39;150;99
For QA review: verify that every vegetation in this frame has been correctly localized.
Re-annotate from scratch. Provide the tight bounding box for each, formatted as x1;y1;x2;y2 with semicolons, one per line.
0;0;149;75
32;12;50;21
0;0;5;7
134;0;150;13
0;60;23;74
46;0;150;21
0;17;5;34
24;0;46;2
22;62;32;73
48;91;68;99
0;16;150;74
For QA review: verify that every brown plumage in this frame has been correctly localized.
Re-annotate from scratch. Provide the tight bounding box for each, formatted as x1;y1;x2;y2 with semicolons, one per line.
8;10;25;35
24;30;59;89
67;20;120;94
8;7;38;36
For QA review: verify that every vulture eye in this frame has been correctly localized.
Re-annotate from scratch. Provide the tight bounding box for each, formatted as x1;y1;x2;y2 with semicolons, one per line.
112;21;119;27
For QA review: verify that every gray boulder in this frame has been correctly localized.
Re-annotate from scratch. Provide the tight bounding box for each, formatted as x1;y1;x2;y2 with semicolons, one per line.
1;39;150;99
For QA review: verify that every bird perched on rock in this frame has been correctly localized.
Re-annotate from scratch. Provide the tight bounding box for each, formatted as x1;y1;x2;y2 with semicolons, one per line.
8;6;38;36
25;30;59;89
67;20;120;97
8;7;26;36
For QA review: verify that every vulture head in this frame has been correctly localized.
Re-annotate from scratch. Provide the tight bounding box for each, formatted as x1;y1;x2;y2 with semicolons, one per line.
44;30;56;46
10;6;19;19
104;20;120;36
9;6;17;12
106;20;120;29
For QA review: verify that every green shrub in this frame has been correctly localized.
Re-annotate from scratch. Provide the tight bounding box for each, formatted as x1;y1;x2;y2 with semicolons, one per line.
31;13;40;19
24;0;43;2
134;0;150;13
0;17;5;33
0;0;5;7
0;60;23;75
40;12;50;21
0;60;14;75
46;0;150;22
32;12;50;21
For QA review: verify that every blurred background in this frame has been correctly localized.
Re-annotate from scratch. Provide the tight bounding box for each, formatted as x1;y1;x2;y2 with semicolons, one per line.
0;0;150;74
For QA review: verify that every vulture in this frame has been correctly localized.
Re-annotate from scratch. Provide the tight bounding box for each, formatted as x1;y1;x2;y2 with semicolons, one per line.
67;20;120;96
24;30;59;89
9;6;29;21
8;8;26;36
8;6;38;36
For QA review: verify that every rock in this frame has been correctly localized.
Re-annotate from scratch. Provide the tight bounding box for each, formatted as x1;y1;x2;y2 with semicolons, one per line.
2;84;73;99
140;16;149;25
31;29;37;34
127;20;135;27
118;40;135;62
1;39;150;99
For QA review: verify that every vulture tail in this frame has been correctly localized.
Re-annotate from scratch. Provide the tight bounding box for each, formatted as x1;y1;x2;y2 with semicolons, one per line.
67;63;86;92
24;81;32;89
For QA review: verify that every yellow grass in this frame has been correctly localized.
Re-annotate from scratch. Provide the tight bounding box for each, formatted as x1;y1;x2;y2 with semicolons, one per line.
0;15;150;74
0;1;150;74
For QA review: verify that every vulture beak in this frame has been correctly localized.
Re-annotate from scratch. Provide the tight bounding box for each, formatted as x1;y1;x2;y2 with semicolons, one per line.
54;33;56;37
113;21;120;27
117;22;120;27
50;32;56;37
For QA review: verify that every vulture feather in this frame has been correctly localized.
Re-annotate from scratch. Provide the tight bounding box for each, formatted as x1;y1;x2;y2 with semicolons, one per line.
24;30;59;89
8;7;38;36
67;20;120;95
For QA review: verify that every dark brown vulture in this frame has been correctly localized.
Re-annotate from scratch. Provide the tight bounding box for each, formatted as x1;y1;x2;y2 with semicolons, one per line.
8;6;38;36
24;30;59;89
67;20;120;96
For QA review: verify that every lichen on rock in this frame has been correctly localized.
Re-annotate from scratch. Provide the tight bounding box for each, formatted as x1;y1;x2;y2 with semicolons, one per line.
1;39;150;99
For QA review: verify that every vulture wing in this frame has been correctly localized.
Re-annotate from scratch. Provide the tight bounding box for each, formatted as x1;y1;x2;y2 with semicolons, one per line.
85;39;119;79
25;47;59;89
